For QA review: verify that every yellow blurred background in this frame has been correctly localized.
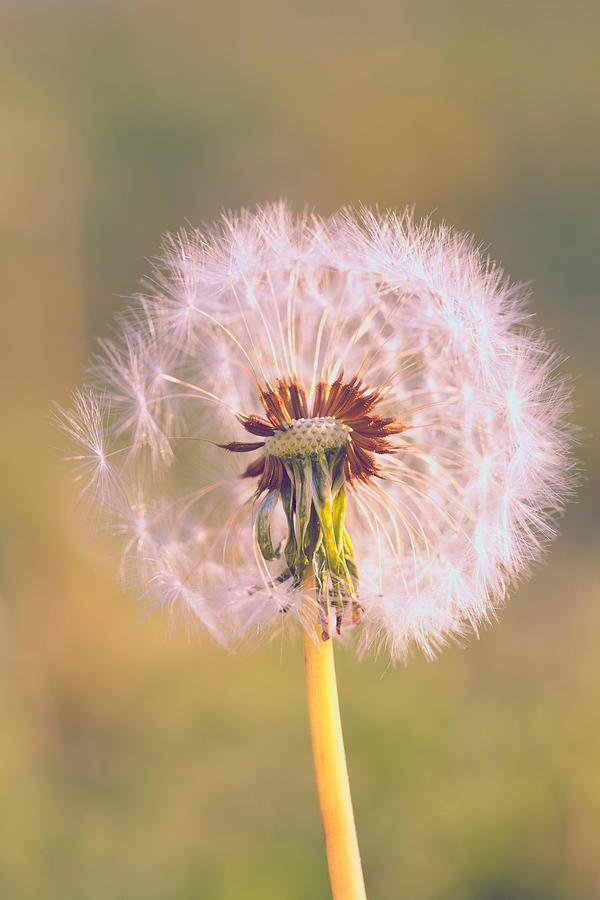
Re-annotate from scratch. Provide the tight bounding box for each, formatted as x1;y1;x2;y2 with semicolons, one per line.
1;1;599;897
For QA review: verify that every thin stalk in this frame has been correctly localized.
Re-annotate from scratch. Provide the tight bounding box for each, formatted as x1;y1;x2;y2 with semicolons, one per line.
303;572;367;899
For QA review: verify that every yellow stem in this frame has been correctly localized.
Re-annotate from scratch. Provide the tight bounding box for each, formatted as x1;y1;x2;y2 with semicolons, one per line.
303;575;367;899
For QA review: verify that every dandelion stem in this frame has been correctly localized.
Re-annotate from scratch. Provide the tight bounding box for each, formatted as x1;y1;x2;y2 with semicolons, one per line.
303;572;367;899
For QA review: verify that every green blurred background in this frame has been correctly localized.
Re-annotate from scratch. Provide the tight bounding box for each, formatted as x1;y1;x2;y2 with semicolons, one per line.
1;1;599;897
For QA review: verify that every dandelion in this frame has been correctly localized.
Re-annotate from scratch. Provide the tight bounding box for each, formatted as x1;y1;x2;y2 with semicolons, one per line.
59;203;576;899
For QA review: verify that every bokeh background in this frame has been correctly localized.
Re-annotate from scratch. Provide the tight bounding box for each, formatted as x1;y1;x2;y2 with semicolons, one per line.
1;1;599;897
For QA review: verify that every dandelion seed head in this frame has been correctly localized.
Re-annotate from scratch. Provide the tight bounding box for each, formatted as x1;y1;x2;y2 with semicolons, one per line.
60;203;576;660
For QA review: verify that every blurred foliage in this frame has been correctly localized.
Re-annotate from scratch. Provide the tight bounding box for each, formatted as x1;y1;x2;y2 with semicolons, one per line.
0;0;599;897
